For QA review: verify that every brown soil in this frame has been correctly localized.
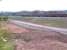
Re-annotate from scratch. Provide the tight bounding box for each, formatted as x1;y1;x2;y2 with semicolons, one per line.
7;24;30;33
7;23;67;50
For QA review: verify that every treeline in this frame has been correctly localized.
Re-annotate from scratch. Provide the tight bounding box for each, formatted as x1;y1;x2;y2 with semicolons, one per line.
0;10;67;17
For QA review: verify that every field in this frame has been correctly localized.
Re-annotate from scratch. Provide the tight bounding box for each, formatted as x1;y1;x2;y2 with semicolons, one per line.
1;16;67;50
9;16;67;28
22;17;67;28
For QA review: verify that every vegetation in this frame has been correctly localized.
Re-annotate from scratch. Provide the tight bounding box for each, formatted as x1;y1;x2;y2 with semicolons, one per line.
19;17;67;28
0;16;8;21
0;16;14;50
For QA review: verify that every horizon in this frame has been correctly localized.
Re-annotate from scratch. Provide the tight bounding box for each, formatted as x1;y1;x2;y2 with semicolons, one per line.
0;10;67;12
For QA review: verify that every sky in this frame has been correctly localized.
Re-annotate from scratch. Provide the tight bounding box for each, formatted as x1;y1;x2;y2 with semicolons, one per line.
0;0;67;12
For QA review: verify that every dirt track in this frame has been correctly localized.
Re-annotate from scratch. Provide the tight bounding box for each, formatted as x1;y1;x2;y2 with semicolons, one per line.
7;23;67;50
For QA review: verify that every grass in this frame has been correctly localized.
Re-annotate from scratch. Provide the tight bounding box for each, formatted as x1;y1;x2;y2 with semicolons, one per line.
32;19;66;28
19;17;67;28
0;41;15;50
0;20;15;50
8;16;67;28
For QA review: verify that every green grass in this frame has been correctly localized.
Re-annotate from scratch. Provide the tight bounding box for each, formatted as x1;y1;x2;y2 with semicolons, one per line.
32;19;66;28
0;41;15;50
0;16;8;21
20;17;67;28
0;21;15;50
9;16;67;28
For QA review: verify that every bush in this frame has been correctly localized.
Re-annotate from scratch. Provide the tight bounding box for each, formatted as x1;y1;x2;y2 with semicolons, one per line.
0;16;8;21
